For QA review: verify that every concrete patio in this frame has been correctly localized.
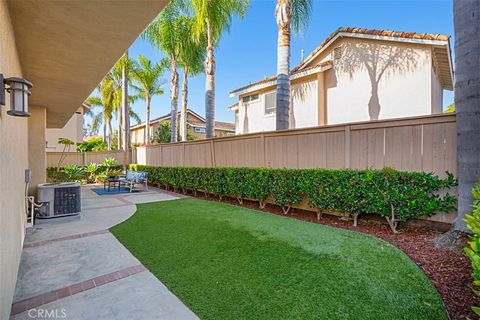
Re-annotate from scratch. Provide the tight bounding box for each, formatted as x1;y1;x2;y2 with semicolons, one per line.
10;186;197;320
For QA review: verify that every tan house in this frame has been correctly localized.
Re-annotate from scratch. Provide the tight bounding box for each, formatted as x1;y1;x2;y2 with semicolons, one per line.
0;1;168;318
45;102;89;152
229;27;453;134
131;109;235;144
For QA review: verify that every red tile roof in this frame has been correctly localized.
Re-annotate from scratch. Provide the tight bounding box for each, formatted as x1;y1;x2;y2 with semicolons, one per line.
292;27;450;72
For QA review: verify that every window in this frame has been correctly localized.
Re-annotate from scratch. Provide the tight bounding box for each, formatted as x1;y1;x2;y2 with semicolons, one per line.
242;93;259;103
194;127;206;133
264;92;276;115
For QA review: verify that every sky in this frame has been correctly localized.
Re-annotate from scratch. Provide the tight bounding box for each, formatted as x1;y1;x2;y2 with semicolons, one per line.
89;0;454;128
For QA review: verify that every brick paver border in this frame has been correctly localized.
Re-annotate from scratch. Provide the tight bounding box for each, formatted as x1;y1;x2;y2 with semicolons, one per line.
23;230;110;249
11;265;147;315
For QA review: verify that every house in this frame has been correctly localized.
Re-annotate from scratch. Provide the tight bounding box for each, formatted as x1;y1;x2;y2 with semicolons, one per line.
45;102;90;152
0;1;167;318
131;109;235;144
229;27;453;134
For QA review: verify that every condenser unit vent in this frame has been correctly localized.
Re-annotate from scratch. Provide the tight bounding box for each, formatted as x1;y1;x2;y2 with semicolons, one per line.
38;182;81;219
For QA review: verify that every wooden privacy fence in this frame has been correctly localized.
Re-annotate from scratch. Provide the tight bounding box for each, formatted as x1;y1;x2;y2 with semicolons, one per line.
46;150;128;167
134;114;457;177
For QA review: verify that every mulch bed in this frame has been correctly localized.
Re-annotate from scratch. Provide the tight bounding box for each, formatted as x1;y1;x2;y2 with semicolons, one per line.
155;186;477;319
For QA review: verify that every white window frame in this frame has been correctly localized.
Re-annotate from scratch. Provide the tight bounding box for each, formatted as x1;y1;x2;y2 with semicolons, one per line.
264;91;276;115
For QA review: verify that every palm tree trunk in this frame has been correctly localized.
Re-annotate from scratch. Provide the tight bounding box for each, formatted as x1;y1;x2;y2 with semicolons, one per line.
170;56;179;143
181;68;188;142
117;107;122;150
103;122;107;145
107;120;113;150
205;20;216;139
145;95;151;145
122;51;130;166
454;0;480;231
275;0;291;130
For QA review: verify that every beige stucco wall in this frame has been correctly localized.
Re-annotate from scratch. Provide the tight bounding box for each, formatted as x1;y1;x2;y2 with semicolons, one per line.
234;38;446;134
46;106;84;152
324;38;435;124
0;1;28;318
28;106;47;196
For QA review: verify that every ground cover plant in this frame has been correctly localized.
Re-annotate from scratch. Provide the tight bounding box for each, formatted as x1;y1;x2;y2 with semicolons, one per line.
129;165;457;233
47;158;122;184
111;198;448;319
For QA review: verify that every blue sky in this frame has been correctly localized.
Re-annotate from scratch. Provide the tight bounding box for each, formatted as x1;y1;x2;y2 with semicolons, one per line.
93;0;454;127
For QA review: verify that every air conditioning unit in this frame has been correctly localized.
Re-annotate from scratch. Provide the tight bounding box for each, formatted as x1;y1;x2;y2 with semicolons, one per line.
37;182;81;219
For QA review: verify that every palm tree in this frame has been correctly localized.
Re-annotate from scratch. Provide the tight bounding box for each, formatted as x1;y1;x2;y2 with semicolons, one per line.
192;0;249;138
86;77;116;149
177;16;205;141
274;0;312;130
143;0;184;142
453;0;480;232
130;55;166;144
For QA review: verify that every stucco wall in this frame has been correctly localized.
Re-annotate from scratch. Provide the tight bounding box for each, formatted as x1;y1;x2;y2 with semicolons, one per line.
325;38;434;124
431;64;443;113
46;107;84;152
0;1;28;318
234;38;446;134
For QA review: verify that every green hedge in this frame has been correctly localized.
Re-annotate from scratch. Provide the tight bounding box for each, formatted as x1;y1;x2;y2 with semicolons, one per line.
130;165;457;232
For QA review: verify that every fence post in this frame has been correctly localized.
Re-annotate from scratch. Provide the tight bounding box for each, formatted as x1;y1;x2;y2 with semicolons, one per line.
344;126;351;169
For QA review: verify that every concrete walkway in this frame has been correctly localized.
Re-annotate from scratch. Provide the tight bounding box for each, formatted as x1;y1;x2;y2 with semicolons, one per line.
10;186;197;320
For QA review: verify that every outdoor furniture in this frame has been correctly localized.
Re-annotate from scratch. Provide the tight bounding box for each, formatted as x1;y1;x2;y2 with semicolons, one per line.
104;177;121;192
119;170;148;192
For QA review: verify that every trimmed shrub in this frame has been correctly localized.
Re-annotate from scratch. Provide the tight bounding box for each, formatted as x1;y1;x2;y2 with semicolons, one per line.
130;165;457;233
465;182;480;316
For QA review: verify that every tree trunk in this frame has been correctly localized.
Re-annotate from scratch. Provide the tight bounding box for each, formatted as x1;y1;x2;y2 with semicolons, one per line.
117;107;122;150
275;0;291;130
205;20;216;139
171;56;179;143
180;68;188;142
145;95;151;145
453;0;480;231
122;51;130;168
107;120;112;150
103;122;107;145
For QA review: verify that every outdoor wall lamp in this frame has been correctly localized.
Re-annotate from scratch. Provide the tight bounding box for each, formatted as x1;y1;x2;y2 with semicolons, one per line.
0;73;33;117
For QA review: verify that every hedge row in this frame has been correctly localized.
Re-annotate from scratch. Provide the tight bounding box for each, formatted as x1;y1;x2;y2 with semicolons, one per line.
130;165;457;233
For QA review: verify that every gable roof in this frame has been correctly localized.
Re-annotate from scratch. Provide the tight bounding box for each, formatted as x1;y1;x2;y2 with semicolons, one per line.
293;27;453;89
229;27;453;98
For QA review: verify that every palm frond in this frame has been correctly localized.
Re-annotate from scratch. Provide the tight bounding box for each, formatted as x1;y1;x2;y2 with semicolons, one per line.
291;0;312;35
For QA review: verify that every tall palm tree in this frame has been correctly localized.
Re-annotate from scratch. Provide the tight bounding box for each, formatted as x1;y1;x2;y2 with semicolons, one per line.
177;16;205;141
143;0;184;142
192;0;249;138
453;0;480;232
86;77;116;149
130;55;166;144
274;0;312;130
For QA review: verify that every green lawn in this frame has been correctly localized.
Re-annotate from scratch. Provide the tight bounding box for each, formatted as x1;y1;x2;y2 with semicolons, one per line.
111;199;447;320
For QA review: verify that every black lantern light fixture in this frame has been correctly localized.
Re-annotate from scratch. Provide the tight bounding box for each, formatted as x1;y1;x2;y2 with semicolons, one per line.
0;74;33;117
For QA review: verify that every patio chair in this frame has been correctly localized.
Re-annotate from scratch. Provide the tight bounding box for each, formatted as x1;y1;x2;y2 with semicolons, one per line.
119;170;148;192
